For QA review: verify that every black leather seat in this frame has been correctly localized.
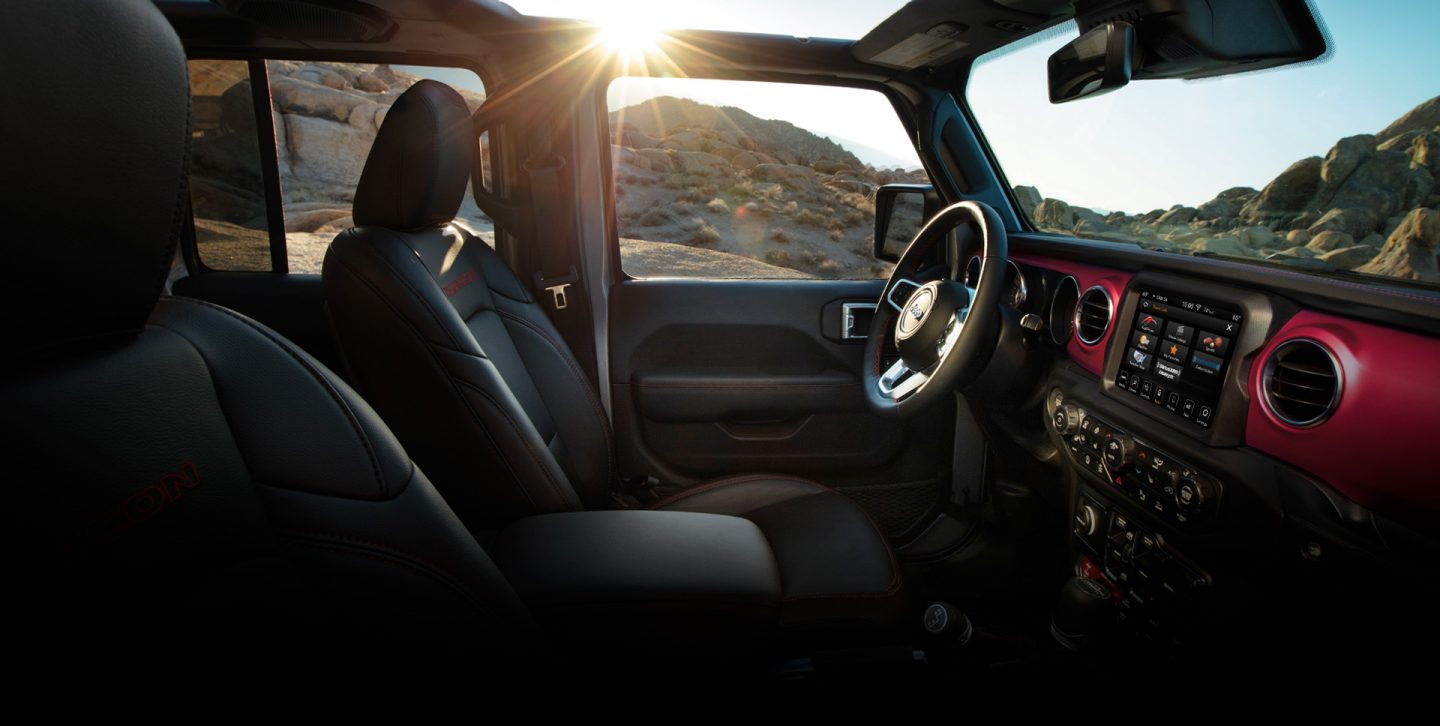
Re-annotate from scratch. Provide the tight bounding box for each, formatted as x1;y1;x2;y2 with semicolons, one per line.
324;82;907;635
2;0;543;662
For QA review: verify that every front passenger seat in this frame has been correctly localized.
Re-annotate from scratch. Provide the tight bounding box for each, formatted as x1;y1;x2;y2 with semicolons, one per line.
324;82;907;637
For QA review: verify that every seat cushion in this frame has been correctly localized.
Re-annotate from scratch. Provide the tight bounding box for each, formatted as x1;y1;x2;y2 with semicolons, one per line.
651;474;907;640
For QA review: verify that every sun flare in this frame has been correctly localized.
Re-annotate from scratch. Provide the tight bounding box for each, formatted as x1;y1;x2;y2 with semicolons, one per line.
595;17;664;57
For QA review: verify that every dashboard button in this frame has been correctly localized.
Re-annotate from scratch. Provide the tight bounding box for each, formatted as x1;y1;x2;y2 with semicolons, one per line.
1152;384;1167;404
1196;405;1214;428
1126;347;1153;371
1181;398;1197;419
1116;369;1130;388
1164;320;1195;345
1153;358;1184;384
1127;375;1143;393
1198;330;1230;356
1130;330;1158;353
1189;351;1224;378
1165;392;1180;411
1136;313;1163;335
1139;379;1154;398
1159;340;1190;365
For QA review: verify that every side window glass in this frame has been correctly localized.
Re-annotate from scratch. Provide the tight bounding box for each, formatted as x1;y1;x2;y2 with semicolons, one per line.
266;62;489;272
609;78;928;279
188;60;271;272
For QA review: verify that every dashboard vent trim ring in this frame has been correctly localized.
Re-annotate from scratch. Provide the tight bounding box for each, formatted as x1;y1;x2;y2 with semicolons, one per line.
1048;275;1080;346
1074;285;1112;346
1261;338;1342;428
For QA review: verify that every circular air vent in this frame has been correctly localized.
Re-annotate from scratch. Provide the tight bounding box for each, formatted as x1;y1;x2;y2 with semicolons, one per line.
1048;276;1080;345
1262;338;1341;427
1073;285;1112;345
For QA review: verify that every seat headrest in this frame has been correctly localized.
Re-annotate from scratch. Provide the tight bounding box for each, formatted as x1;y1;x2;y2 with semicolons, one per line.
352;81;475;231
3;0;192;352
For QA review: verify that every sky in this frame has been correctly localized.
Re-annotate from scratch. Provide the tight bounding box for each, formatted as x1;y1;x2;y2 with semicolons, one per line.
509;0;1437;213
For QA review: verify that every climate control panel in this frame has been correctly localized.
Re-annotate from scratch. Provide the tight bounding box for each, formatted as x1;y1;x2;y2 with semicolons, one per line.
1049;391;1223;529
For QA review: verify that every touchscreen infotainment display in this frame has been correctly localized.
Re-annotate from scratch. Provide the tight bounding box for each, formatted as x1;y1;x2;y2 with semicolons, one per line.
1114;288;1243;428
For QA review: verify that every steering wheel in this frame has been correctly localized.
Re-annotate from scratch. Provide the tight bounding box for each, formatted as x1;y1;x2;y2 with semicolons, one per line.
863;200;1008;418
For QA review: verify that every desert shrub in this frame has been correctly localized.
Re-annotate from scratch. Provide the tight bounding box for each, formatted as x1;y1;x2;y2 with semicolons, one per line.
678;186;706;203
839;192;873;212
728;179;754;198
637;207;672;227
674;200;696;215
764;250;792;266
690;222;721;245
771;230;790;244
815;259;842;277
828;228;844;242
663;175;685;189
841;209;867;228
755;183;784;201
782;200;799;215
706;197;730;214
795;209;827;228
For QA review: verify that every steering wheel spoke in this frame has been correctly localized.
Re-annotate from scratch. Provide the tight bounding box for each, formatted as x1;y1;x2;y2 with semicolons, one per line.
885;278;924;312
878;358;929;400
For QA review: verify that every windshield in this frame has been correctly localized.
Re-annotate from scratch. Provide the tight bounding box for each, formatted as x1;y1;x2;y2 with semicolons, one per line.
967;0;1439;288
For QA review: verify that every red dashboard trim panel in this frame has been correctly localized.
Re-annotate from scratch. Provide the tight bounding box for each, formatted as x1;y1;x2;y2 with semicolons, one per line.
1245;310;1440;519
1011;254;1132;377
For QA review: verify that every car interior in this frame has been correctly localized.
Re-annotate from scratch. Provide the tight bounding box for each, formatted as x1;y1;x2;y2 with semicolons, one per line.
6;0;1438;687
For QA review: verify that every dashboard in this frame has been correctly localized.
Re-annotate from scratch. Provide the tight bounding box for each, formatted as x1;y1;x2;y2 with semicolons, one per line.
977;244;1440;658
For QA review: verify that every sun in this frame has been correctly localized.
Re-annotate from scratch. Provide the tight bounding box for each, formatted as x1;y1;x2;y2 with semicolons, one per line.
595;17;664;58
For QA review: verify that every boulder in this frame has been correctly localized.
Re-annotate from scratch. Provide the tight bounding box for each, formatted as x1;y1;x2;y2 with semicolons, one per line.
1241;156;1323;224
1074;218;1120;238
728;150;770;170
813;159;856;175
1032;198;1074;229
1285;229;1312;246
356;72;387;93
279;113;374;186
1197;196;1241;220
1311;146;1433;235
295;65;348;90
269;75;371;124
1306;207;1379;239
1073;207;1105;224
1158;206;1198;225
1317;245;1380;269
1013;186;1043;218
285;208;351;233
749;163;819;185
675;150;730;176
1275;245;1318;258
1378;129;1440;178
823;177;876;195
1237;225;1276;248
1356;207;1440;282
1376;95;1440;144
346;101;388;132
635;148;674;173
621;130;660;149
1192;236;1252;257
1318;134;1376;187
1305;230;1355;252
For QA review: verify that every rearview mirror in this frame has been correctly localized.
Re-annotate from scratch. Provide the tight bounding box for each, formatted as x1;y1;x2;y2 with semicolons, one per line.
874;184;936;261
1047;22;1138;104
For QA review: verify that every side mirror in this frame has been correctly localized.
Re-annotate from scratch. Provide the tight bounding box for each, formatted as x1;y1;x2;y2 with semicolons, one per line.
1048;22;1138;104
874;183;937;261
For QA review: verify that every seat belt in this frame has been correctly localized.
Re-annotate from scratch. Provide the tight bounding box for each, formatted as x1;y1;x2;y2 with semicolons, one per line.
523;122;599;384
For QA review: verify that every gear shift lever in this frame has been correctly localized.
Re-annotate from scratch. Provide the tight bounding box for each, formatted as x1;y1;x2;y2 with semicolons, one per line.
1051;577;1116;652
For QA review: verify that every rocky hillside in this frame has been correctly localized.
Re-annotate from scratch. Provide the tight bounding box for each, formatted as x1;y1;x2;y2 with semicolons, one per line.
1017;96;1440;283
611;97;926;278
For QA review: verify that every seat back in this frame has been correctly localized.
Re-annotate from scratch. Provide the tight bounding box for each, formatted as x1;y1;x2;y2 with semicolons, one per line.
324;82;613;530
1;0;542;660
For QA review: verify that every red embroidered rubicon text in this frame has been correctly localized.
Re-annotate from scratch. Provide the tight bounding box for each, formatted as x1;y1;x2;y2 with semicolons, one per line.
94;461;200;537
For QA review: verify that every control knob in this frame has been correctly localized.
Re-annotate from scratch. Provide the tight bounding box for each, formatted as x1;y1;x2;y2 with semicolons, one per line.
1102;434;1134;470
1175;475;1214;513
1052;404;1080;435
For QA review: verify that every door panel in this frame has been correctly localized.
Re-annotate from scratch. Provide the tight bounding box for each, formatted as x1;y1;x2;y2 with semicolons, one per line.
609;278;953;538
